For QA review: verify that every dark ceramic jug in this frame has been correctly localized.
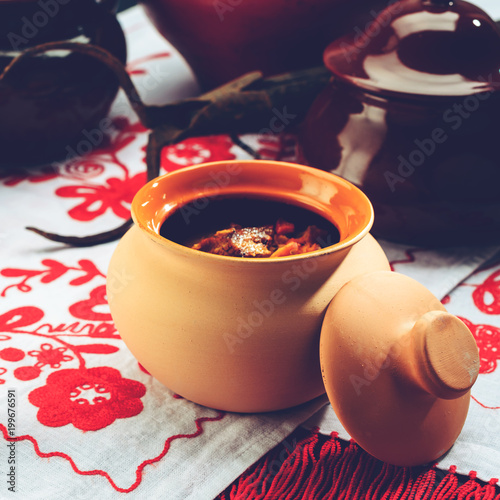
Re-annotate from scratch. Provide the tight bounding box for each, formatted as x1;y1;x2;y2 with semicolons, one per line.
0;0;127;166
299;0;500;246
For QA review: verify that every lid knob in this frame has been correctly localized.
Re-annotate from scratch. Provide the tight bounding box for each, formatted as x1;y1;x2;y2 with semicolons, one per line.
408;310;479;400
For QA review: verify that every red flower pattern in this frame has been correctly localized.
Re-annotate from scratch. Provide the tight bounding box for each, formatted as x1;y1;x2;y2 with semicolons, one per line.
126;52;171;75
69;285;112;322
0;115;148;223
0;306;44;332
64;161;105;180
472;269;500;315
15;365;42;381
459;317;500;374
29;367;146;431
256;134;297;162
1;259;105;297
55;172;147;222
29;344;73;369
159;135;236;171
0;347;25;362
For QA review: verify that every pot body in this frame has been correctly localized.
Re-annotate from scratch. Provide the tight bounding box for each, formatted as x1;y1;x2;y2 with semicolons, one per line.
299;81;500;246
140;0;380;89
106;160;390;412
0;0;127;166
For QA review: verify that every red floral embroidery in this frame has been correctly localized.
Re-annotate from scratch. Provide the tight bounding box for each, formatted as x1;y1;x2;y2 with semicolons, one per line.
138;363;150;375
0;307;44;332
472;270;500;315
29;367;146;431
256;134;297;162
0;303;121;382
64;115;146;164
64;161;105;180
15;365;42;381
159;135;236;171
29;344;73;369
0;410;225;493
69;285;112;322
1;259;104;297
126;52;171;76
472;395;500;409
48;115;147;222
459;317;500;374
55;172;146;222
0;347;25;362
110;116;148;139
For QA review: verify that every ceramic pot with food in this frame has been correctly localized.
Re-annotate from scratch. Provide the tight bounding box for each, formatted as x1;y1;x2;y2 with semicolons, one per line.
107;159;390;413
298;0;500;246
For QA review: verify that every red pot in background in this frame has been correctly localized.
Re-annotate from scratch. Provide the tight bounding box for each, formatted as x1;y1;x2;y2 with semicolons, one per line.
299;0;500;246
140;0;385;89
0;0;126;167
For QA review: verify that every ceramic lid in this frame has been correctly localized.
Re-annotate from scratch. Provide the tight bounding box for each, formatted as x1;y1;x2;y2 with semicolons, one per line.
324;0;500;99
319;270;480;466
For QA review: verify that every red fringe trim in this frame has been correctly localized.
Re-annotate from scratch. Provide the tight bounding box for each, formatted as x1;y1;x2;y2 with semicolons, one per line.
217;428;500;500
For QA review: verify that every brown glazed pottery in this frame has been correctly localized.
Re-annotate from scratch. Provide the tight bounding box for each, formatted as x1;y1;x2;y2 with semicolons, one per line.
298;0;500;246
106;160;479;466
0;0;126;166
139;0;387;89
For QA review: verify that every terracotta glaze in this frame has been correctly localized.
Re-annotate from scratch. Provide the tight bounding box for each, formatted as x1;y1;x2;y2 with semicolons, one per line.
299;0;500;245
320;270;480;466
107;160;390;412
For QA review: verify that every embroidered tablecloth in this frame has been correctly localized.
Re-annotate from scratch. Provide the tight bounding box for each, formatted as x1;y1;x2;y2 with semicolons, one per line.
1;3;500;498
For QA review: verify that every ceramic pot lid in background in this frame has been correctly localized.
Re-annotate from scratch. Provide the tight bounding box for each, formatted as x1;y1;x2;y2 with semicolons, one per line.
324;0;500;99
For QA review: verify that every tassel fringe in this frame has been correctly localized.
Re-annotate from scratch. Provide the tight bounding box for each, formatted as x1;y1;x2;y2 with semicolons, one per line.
216;428;500;500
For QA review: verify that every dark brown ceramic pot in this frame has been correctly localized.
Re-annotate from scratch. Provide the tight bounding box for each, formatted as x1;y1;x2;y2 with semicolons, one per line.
139;0;386;89
299;0;500;246
0;0;127;166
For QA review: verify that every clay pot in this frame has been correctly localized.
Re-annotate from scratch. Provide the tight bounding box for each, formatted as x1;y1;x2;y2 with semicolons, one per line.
298;0;500;246
139;0;383;89
0;0;126;166
107;160;390;413
106;159;479;465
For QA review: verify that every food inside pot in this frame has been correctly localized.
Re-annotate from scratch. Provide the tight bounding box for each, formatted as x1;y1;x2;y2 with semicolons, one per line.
160;196;340;258
191;220;328;257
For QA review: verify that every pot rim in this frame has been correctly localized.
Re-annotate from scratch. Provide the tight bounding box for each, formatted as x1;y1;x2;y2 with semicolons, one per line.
131;159;374;264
